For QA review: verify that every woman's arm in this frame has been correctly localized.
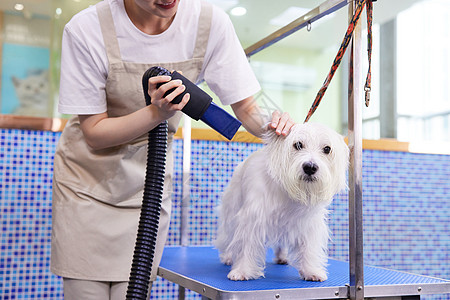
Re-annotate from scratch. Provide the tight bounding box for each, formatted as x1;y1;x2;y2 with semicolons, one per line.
79;75;190;150
231;96;295;138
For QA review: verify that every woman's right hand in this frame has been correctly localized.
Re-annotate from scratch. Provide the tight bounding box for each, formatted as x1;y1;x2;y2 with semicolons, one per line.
148;75;190;121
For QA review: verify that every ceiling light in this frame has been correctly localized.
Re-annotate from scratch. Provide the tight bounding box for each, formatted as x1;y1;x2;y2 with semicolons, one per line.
56;7;62;15
230;6;247;16
14;3;24;11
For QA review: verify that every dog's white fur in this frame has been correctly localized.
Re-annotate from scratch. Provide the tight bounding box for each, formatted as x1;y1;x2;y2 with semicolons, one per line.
214;122;349;281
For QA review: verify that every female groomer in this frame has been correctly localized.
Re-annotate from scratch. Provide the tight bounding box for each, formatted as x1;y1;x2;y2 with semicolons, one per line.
51;0;294;298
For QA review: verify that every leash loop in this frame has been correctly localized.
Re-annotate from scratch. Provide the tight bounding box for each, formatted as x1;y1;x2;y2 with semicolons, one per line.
364;0;373;107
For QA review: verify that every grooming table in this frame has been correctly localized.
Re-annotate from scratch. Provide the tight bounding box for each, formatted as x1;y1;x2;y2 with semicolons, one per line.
158;246;450;299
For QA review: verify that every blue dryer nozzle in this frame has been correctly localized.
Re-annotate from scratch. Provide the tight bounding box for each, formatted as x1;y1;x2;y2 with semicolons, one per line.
143;67;242;140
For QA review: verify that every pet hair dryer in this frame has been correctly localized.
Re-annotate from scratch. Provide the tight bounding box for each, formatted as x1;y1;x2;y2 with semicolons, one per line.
142;66;242;140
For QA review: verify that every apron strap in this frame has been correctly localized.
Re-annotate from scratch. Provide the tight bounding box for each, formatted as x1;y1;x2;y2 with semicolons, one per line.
96;1;122;65
193;1;213;59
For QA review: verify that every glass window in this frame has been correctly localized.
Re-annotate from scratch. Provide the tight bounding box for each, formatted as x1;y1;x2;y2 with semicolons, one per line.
397;0;450;142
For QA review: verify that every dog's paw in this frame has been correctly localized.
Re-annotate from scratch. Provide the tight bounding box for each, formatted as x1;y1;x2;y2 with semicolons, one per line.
300;269;328;282
227;269;264;281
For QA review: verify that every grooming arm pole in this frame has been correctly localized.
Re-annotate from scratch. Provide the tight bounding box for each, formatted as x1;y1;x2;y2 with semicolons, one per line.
244;0;348;57
348;1;364;300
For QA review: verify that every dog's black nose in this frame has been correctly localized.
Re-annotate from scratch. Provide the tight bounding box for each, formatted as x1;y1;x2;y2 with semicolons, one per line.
303;162;318;176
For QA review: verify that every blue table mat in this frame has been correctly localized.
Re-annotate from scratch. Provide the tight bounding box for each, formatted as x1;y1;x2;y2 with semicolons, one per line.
159;246;448;292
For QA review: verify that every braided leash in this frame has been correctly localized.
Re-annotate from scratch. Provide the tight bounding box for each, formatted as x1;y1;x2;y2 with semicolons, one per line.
304;0;374;123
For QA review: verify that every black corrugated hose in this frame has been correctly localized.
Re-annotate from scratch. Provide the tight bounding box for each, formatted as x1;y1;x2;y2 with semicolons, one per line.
126;67;171;299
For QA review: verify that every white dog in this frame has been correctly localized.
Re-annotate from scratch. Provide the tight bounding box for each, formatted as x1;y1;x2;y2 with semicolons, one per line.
214;122;349;281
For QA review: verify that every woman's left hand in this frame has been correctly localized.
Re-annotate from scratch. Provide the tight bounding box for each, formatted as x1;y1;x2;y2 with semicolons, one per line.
269;111;295;136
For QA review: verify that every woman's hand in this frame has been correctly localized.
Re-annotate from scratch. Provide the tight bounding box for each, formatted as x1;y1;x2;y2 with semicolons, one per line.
269;110;295;136
147;74;190;121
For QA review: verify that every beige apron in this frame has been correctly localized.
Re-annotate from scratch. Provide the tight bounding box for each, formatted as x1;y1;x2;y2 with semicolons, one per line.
51;0;212;281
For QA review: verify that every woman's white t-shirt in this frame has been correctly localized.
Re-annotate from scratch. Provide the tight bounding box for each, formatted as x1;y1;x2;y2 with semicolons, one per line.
58;0;261;115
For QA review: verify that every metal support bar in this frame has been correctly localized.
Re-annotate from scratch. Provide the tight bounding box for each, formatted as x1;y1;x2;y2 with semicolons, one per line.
179;116;192;300
181;116;192;247
348;1;364;300
244;0;348;57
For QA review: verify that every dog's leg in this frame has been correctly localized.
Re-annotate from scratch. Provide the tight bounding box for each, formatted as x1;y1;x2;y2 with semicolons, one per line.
289;210;329;282
227;229;266;281
226;206;267;280
215;205;236;266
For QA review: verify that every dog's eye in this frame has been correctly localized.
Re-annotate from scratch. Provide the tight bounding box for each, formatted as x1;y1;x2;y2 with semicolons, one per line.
293;141;303;150
323;146;331;154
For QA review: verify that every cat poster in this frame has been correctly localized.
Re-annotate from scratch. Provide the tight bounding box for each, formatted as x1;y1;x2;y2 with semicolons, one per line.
1;43;50;117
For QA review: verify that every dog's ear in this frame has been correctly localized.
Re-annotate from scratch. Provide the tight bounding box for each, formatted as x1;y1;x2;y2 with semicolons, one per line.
261;126;282;145
261;122;298;145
